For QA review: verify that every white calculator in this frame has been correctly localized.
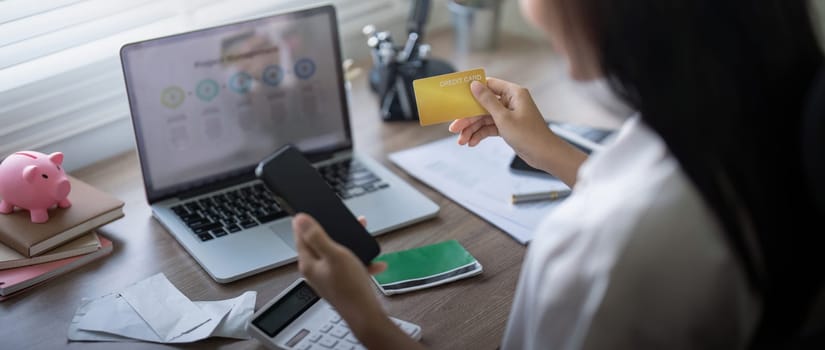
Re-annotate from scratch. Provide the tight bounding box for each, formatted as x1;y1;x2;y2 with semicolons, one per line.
247;278;422;350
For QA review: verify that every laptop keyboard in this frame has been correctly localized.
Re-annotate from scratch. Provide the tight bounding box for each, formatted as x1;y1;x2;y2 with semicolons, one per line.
317;158;390;200
171;159;389;242
172;183;286;242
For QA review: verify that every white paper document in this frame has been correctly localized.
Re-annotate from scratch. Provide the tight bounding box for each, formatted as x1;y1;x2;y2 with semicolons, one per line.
68;273;256;343
389;136;569;243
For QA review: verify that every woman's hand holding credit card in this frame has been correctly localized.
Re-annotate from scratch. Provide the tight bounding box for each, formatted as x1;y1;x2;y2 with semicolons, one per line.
413;68;488;126
417;71;586;187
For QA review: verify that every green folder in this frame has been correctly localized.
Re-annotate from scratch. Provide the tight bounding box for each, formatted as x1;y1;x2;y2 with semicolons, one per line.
371;240;482;295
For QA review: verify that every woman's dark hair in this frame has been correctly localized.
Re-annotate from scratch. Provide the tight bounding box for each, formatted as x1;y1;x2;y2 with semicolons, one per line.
558;0;824;346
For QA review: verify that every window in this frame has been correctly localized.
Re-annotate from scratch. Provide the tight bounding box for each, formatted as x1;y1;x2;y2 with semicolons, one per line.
0;0;410;170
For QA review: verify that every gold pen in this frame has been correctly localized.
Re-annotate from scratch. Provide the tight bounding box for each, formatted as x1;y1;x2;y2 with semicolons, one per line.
510;189;572;204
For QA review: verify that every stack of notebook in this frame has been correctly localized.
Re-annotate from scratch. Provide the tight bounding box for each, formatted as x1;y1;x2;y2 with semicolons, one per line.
0;176;124;300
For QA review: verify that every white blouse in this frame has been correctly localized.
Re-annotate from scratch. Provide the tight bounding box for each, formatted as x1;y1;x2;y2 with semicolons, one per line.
501;117;761;349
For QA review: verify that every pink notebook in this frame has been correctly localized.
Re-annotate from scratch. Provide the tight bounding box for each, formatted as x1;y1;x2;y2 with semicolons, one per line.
0;235;113;299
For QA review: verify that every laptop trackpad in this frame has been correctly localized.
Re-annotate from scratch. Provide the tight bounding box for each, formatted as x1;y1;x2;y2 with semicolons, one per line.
268;221;297;251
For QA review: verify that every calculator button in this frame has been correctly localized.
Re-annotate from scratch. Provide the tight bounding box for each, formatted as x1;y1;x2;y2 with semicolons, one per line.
318;337;338;348
319;324;333;333
296;343;313;350
333;344;354;350
329;314;341;324
330;327;348;338
344;333;359;344
309;333;322;343
287;329;311;348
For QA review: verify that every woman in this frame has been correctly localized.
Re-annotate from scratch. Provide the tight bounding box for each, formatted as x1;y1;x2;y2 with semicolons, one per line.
291;0;824;348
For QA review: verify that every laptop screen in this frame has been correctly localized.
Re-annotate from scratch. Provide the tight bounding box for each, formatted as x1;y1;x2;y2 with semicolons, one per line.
121;6;351;201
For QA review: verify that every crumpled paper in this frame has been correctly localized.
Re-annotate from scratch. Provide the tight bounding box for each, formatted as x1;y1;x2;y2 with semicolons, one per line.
68;273;255;343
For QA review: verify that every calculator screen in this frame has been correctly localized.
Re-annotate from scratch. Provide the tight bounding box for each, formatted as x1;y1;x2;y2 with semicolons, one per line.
253;281;320;337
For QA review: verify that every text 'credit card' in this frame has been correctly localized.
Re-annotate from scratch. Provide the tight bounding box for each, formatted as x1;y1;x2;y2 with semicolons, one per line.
413;68;488;126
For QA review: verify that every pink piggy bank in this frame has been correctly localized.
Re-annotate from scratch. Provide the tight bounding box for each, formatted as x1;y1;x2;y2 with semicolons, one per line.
0;151;72;223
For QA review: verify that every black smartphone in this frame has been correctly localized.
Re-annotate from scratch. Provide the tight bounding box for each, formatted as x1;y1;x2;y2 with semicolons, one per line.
255;145;380;265
509;155;553;176
509;123;614;175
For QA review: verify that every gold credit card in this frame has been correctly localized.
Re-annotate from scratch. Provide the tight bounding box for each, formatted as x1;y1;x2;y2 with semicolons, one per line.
413;68;488;126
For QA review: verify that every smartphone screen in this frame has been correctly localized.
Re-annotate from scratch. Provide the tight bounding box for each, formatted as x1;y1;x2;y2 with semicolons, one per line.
255;145;380;265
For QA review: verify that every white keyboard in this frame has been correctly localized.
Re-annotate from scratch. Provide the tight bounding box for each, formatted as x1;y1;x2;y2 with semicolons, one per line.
247;279;422;350
289;306;421;350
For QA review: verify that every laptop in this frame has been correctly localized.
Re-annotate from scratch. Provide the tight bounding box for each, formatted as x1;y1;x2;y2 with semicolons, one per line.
120;5;439;283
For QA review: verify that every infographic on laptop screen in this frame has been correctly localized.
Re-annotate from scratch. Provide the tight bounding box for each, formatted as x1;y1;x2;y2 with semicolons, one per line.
122;11;348;192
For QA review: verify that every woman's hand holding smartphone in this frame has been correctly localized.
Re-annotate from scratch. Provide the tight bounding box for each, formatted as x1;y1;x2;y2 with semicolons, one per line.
255;144;380;265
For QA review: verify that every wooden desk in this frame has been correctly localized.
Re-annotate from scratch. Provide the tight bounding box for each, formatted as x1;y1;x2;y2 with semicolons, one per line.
0;30;615;349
